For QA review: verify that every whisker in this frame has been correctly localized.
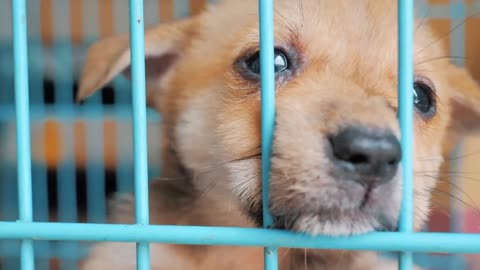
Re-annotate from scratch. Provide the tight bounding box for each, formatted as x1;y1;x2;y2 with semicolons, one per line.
416;10;480;56
444;149;480;161
422;174;480;210
415;5;431;33
418;171;480;178
417;149;480;162
426;187;480;216
416;55;469;66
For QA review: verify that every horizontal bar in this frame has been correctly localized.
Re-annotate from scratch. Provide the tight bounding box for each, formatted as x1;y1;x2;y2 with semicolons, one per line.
0;222;480;253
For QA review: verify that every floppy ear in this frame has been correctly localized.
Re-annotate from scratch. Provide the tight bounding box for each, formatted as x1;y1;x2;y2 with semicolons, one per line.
447;65;480;135
77;17;197;106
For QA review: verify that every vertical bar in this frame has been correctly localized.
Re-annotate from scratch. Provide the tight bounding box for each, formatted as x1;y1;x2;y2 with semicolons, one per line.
259;0;278;269
0;0;16;223
85;122;106;224
113;0;135;194
0;1;12;42
129;0;151;270
0;1;13;104
397;0;414;269
448;5;466;269
28;10;50;269
51;0;80;267
448;142;465;270
449;0;467;232
113;1;130;35
82;0;107;225
0;167;18;270
83;0;99;41
450;0;465;67
174;0;190;19
144;0;159;26
12;0;35;269
449;0;467;253
116;123;134;193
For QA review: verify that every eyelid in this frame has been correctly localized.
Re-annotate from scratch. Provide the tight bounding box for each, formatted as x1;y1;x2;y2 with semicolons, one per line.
414;74;436;93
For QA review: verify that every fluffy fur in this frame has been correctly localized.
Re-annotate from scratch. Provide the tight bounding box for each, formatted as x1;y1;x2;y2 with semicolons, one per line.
76;0;480;269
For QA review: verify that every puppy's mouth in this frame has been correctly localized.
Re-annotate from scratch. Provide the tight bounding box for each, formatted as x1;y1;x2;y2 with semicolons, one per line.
247;181;399;237
271;210;398;236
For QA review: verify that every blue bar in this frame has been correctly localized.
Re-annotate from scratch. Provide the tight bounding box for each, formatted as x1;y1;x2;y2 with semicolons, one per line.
129;0;151;269
0;167;18;269
81;0;106;227
397;0;415;269
27;0;49;265
259;0;278;269
1;222;480;253
449;1;465;67
86;140;106;224
174;0;190;19
12;0;35;269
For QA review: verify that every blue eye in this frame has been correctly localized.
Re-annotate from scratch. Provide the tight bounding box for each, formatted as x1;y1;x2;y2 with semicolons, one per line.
245;50;289;74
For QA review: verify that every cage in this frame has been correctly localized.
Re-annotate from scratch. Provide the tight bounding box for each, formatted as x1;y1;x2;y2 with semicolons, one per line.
0;0;480;269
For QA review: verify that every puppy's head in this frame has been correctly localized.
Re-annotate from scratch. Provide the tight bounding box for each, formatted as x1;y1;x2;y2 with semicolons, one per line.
78;0;480;236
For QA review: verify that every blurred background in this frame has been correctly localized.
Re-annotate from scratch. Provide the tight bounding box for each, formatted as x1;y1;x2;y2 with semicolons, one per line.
0;0;479;269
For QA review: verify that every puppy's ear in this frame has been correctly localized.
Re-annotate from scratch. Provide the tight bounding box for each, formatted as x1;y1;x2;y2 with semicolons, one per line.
77;17;197;106
447;65;480;135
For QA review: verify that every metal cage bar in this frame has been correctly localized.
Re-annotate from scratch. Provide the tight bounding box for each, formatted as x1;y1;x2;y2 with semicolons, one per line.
129;0;151;269
259;0;278;269
397;0;415;269
1;222;480;253
12;0;35;269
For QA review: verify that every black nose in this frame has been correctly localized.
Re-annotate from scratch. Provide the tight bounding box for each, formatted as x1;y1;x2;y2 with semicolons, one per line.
329;126;401;185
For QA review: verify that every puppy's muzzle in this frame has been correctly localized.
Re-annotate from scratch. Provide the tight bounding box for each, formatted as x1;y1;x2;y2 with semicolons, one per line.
329;125;401;186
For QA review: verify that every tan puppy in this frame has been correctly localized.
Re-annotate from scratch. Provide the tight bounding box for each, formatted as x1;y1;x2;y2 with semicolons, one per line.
76;0;480;269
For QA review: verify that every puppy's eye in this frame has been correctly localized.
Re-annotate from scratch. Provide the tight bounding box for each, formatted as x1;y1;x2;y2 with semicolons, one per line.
413;77;436;116
245;49;289;74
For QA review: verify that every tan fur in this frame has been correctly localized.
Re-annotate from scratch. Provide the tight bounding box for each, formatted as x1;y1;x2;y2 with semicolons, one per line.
76;0;480;269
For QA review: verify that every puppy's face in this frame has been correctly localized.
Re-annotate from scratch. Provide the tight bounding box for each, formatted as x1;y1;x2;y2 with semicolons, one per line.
78;0;480;236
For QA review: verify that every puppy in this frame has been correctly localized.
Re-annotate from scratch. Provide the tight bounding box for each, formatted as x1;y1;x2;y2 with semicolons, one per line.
76;0;480;269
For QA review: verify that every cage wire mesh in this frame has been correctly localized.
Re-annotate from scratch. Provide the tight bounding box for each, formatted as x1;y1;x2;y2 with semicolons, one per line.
0;0;480;269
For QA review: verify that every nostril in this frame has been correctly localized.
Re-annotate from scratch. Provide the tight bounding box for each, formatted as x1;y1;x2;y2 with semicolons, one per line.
346;154;369;164
387;158;400;166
